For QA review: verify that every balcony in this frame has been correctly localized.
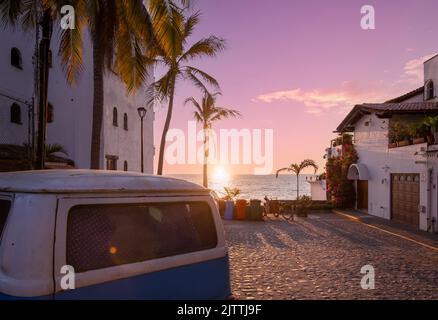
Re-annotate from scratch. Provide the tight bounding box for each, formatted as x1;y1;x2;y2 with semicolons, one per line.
325;134;354;159
388;116;438;149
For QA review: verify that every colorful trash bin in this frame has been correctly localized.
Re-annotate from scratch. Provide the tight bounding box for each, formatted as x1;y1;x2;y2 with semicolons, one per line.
250;199;263;221
224;200;234;220
235;199;248;220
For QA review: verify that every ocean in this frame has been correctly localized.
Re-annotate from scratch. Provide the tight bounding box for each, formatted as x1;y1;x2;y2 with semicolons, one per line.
167;174;315;200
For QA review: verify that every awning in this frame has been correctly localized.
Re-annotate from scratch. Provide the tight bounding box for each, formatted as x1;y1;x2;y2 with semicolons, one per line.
347;163;370;180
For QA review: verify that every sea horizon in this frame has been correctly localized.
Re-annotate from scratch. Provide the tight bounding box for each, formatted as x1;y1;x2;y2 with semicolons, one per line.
167;173;317;200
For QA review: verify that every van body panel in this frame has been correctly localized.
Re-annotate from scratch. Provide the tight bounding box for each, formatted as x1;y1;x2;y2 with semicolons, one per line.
55;256;231;300
0;193;55;297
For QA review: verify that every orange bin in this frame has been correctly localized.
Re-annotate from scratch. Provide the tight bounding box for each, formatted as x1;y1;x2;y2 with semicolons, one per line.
235;199;248;220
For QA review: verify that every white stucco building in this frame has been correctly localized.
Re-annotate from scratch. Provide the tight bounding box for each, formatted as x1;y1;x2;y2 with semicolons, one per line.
0;24;154;173
330;54;438;233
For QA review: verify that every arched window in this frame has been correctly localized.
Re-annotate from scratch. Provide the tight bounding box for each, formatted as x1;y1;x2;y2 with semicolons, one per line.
11;47;23;69
10;103;21;124
113;107;118;126
426;80;434;100
123;161;128;172
47;103;54;123
123;113;128;131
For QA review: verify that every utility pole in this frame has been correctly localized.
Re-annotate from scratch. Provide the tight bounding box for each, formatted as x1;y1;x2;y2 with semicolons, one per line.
35;9;53;170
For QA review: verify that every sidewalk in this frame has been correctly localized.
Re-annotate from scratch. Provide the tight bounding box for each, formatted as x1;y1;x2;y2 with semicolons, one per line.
332;209;438;251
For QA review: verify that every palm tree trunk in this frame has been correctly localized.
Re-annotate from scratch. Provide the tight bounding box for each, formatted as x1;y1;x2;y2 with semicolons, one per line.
296;174;299;200
203;125;209;188
157;80;175;175
90;32;105;169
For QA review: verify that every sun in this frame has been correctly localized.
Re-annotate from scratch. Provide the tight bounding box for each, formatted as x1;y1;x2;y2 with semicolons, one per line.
212;166;230;183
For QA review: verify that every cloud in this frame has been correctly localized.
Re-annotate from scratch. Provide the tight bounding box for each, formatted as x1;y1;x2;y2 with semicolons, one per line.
254;81;393;114
402;54;436;85
254;53;438;115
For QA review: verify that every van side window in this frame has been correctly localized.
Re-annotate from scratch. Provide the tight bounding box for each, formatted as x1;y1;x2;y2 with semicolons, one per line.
66;202;217;272
0;200;11;242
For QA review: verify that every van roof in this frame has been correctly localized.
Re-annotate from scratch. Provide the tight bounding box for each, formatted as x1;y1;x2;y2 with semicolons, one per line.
0;170;208;194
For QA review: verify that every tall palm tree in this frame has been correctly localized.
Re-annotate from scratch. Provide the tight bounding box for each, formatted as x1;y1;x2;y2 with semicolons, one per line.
148;4;225;175
276;159;319;200
184;93;240;188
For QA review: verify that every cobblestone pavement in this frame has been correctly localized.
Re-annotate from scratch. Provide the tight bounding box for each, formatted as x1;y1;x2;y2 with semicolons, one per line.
224;213;438;300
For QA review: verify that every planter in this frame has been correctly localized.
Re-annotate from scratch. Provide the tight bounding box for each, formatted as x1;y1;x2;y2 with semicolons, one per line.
412;137;426;145
388;142;397;149
426;134;435;145
218;200;226;218
397;140;411;147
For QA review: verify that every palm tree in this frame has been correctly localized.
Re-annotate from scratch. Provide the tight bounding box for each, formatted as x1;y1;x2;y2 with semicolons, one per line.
276;159;319;200
148;4;225;175
184;93;240;187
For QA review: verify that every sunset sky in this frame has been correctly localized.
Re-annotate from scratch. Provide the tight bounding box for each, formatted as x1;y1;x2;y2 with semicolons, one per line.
153;0;438;175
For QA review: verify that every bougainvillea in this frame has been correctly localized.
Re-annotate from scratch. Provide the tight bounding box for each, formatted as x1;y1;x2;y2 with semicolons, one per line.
326;141;358;209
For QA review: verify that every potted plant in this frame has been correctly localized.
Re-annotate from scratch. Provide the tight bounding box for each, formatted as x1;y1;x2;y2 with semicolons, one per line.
295;195;313;217
390;121;410;147
409;122;427;145
423;116;438;145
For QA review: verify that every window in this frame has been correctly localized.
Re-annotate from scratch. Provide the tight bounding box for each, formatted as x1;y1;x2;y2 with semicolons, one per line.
10;103;21;124
0;200;11;243
112;107;118;127
66;202;217;272
11;47;22;69
123;113;128;131
426;80;434;100
123;161;128;171
47;103;54;123
106;155;118;170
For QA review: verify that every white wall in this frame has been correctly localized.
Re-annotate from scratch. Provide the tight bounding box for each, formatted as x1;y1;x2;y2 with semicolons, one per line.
354;114;431;231
0;28;34;146
308;180;327;201
424;54;438;102
103;72;154;173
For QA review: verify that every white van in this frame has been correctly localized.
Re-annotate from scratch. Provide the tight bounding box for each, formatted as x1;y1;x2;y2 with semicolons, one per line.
0;170;231;300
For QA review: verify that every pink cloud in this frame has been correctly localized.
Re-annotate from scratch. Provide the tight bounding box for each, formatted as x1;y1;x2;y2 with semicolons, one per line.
402;53;436;84
254;81;394;114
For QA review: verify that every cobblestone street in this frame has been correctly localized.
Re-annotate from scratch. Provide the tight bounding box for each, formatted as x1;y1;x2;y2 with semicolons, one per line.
224;212;438;300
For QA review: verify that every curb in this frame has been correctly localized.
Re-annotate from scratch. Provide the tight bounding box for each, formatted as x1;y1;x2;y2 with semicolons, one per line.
332;209;438;252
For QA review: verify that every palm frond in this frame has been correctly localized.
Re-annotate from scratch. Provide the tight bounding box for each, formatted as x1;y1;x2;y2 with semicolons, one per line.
276;168;291;178
58;9;85;86
0;0;23;28
179;36;225;63
185;66;220;93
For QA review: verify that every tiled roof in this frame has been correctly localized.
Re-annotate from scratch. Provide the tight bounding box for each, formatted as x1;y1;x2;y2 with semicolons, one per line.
385;87;424;103
336;102;438;132
360;102;438;112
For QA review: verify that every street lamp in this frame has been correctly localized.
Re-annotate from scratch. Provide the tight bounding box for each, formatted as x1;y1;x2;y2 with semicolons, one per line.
137;107;147;173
